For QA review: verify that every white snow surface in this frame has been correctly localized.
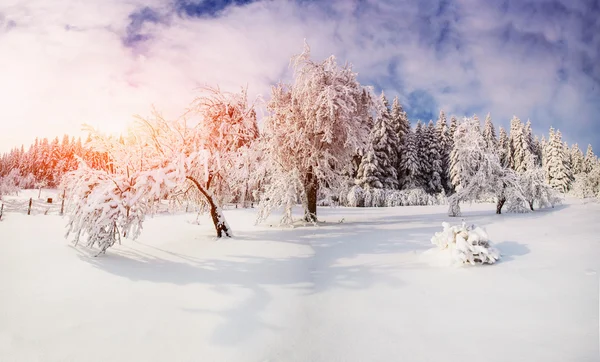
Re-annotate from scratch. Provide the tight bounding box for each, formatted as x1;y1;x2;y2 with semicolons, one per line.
1;198;599;362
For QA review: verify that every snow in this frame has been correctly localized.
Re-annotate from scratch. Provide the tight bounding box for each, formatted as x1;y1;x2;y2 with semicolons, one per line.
1;199;599;362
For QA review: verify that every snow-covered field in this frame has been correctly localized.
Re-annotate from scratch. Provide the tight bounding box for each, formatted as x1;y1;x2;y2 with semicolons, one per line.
1;196;599;362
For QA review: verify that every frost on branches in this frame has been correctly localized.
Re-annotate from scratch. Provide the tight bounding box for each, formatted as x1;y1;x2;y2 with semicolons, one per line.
258;42;373;224
431;222;501;265
446;118;528;216
63;87;259;253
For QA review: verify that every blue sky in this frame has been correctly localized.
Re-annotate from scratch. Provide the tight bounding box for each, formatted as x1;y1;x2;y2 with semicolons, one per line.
0;0;598;152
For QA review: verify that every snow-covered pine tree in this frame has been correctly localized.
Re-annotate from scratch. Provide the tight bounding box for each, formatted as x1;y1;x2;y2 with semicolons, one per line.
259;42;373;223
446;116;459;194
436;110;451;193
482;113;497;151
545;128;571;193
426;120;443;194
570;143;585;175
533;135;543;167
448;117;467;193
498;126;510;168
585;144;597;174
508;116;532;173
540;135;548;170
563;141;574;185
472;114;481;133
355;142;383;189
415;120;430;189
401;127;421;189
524;120;535;157
449;116;458;144
391;96;410;186
370;93;399;189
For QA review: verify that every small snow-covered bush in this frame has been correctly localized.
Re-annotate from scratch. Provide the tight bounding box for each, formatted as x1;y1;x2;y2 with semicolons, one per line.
362;187;386;207
347;185;365;207
431;222;501;265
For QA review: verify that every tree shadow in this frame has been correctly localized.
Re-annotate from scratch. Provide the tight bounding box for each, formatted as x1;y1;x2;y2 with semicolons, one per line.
494;241;531;263
73;202;561;348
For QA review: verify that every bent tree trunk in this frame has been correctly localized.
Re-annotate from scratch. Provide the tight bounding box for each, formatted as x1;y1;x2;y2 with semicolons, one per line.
304;167;318;222
186;176;232;238
528;199;534;211
496;197;506;214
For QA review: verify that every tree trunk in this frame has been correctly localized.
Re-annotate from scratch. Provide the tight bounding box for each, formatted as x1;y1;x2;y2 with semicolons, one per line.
496;197;506;214
304;167;318;222
528;199;534;211
186;176;232;238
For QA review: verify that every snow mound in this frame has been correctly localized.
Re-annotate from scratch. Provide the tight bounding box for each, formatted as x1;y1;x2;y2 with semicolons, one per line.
431;222;501;265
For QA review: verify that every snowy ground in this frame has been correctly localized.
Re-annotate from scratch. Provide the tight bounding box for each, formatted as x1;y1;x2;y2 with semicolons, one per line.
1;196;599;362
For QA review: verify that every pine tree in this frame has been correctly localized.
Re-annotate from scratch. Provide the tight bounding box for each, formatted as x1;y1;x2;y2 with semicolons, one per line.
371;93;400;189
540;135;548;169
546;128;571;192
570;143;585;175
392;96;410;187
415;120;430;189
355;143;383;189
533;135;543;166
449;118;465;191
472;114;481;133
482;113;497;151
585;144;597;173
498;126;510;168
436;110;451;194
563;141;574;185
426;120;443;193
401;128;420;189
524;120;534;156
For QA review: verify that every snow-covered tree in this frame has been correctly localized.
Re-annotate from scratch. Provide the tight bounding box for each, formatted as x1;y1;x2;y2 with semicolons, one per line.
0;168;22;197
391;96;410;186
355;143;383;189
426;121;443;193
436;110;451;193
584;144;597;174
517;155;559;211
482;113;497;151
545;128;571;193
570;143;585;175
369;93;399;189
446;118;527;216
532;135;543;167
448;118;466;192
63;87;259;253
508;116;532;173
401;128;421;189
415;121;430;189
259;42;373;223
498;126;510;168
571;160;600;199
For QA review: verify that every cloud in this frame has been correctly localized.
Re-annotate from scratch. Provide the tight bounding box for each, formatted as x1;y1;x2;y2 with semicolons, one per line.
0;0;599;154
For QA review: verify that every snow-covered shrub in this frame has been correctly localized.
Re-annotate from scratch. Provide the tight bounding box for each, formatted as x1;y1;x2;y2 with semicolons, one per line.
346;185;365;207
362;187;386;207
571;165;600;199
385;190;403;207
0;169;21;197
431;222;500;265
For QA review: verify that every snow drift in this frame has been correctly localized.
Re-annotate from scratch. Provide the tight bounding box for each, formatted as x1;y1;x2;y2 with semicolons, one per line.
431;222;501;265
